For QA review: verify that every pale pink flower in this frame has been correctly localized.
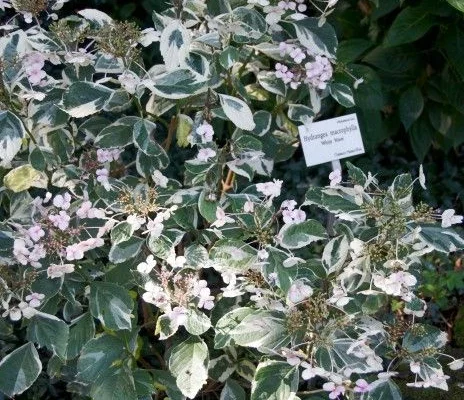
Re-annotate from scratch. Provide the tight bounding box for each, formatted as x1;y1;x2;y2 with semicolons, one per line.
211;207;234;228
256;179;282;199
53;192;71;210
196;122;214;143
441;209;463;228
27;225;45;242
49;211;71;230
323;381;345;400
329;169;342;187
197;148;216;162
354;379;371;393
25;292;44;308
47;263;74;278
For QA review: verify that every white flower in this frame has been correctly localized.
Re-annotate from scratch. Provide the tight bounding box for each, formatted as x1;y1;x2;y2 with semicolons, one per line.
118;71;140;94
441;209;463;228
243;199;255;212
197;148;216;162
256;179;282;199
281;348;301;366
373;271;417;296
47;263;74;278
167;306;188;327
211;207;234;228
152;170;169;188
166;250;186;268
0;0;11;11
329;169;342;187
281;199;297;210
288;280;313;303
328;286;351;307
410;361;421;374
448;359;464;370
145;219;164;238
418;164;426;189
126;214;145;231
139;28;161;47
142;281;170;308
137;255;157;274
257;249;269;260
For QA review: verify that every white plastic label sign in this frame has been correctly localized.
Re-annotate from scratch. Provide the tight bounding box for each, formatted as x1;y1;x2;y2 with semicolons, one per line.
298;113;365;167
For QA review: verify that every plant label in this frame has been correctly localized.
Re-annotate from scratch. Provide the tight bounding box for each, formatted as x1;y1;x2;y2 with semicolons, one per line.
298;113;365;167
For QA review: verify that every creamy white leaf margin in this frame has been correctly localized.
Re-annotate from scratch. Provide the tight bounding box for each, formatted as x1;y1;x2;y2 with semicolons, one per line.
160;20;191;71
219;94;256;131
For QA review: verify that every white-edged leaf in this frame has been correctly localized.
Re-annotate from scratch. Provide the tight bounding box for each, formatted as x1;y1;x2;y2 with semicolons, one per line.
322;235;349;274
219;94;256;131
63;82;113;118
169;336;209;399
278;220;327;249
251;361;299;400
160;20;191;71
329;83;355;108
0;110;26;167
0;343;42;397
89;281;134;330
78;9;113;26
291;18;338;58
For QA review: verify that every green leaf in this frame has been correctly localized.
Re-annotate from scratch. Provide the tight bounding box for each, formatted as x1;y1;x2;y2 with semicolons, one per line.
219;94;256;131
169;336;209;399
90;366;138;400
111;222;134;245
446;0;464;12
441;25;464;80
361;379;402;400
416;225;464;253
399;87;424;131
290;18;338;58
322;235;349;274
185;309;211;336
219;46;240;70
0;110;26;167
209;239;257;273
109;236;144;263
67;312;96;360
147;69;207;100
278;220;326;249
402;324;443;353
95;116;139;148
409;116;433;162
160;20;191;70
184;244;209;268
221;379;246;400
89;282;134;330
26;313;69;360
62;81;113;118
214;307;254;349
337;39;373;63
384;6;437;47
230;310;290;350
287;104;314;125
77;334;126;383
329;83;355;108
231;7;267;43
3;164;45;193
133;120;169;168
0;343;42;397
257;71;287;97
251;361;299;400
198;189;219;223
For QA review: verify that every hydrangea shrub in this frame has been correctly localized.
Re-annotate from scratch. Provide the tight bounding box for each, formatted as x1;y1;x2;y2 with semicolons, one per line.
0;0;463;399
